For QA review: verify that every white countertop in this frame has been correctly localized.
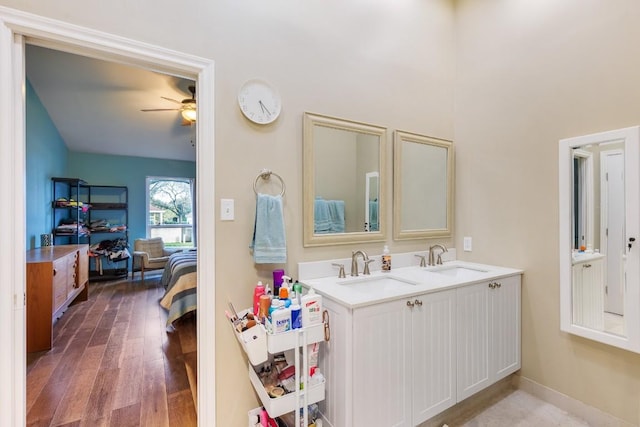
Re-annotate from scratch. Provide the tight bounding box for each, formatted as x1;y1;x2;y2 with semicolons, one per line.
300;260;523;309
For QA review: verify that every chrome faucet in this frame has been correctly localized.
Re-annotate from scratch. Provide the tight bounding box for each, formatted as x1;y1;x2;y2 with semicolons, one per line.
351;250;372;276
415;254;427;267
428;244;448;266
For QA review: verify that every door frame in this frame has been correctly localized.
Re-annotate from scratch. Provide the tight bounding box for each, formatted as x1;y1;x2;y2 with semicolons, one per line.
0;6;216;426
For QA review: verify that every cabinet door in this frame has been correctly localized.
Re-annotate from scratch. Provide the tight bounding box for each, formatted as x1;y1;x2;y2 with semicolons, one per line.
456;281;490;401
318;299;351;427
411;289;456;425
353;299;412;427
572;259;604;330
77;247;89;287
490;275;521;380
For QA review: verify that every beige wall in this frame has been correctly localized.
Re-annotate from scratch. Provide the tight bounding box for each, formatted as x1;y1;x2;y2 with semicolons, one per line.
455;0;640;424
0;1;455;424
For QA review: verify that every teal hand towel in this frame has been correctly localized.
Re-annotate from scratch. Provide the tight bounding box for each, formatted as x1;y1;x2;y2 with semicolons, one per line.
314;197;331;234
327;200;345;233
250;193;287;264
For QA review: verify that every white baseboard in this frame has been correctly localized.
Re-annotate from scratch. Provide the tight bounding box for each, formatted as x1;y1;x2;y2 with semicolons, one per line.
514;375;636;427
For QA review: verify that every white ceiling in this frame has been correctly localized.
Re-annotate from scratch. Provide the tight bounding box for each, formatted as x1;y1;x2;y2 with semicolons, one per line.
26;45;197;162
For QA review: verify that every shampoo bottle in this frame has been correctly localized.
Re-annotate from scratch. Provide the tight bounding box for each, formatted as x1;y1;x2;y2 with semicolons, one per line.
301;287;323;327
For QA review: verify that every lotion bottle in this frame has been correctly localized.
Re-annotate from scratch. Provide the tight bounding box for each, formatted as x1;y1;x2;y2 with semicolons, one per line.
301;287;323;327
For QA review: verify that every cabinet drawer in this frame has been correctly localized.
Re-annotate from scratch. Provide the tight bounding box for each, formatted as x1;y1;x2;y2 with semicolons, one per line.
67;252;79;294
53;258;67;309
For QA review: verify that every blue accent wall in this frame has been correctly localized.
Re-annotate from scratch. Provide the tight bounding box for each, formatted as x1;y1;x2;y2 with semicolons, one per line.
67;152;196;252
26;79;69;250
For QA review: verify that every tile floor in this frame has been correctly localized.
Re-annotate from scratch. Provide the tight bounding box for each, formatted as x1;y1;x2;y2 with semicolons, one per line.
459;389;590;427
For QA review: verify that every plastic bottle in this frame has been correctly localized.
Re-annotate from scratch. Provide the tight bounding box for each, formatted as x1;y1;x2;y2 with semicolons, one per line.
253;281;265;316
301;287;323;327
279;276;291;299
258;294;271;321
269;298;283;319
272;306;291;334
273;269;285;296
290;302;302;329
292;280;303;303
382;245;391;272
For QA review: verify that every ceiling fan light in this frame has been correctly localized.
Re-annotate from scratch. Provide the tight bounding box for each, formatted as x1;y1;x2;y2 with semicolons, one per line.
181;108;197;122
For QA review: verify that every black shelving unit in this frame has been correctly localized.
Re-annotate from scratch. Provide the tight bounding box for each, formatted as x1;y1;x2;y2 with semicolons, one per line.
51;177;89;245
86;185;129;281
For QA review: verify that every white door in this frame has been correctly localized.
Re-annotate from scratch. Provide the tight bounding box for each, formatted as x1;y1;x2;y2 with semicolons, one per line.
602;150;625;315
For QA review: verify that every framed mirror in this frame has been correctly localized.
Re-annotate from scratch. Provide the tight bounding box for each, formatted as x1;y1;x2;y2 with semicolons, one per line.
559;126;640;353
393;130;454;240
303;112;387;247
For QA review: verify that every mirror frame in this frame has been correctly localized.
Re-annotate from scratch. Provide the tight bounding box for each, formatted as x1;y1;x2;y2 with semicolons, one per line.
559;126;640;353
303;112;388;247
393;130;454;241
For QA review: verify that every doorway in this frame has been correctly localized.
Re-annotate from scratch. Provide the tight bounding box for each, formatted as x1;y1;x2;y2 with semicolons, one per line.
601;149;625;315
0;9;216;426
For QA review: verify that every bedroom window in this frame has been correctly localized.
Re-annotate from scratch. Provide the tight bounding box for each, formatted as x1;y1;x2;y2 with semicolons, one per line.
146;177;195;248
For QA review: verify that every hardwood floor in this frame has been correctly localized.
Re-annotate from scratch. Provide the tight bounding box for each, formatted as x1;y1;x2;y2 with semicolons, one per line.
26;273;197;427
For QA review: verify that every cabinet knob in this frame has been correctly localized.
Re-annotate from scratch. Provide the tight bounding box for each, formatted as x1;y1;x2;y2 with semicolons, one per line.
488;282;495;289
414;299;423;306
53;269;57;276
406;300;415;308
583;264;592;268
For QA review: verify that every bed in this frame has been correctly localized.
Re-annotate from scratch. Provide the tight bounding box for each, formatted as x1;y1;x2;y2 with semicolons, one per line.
160;249;197;326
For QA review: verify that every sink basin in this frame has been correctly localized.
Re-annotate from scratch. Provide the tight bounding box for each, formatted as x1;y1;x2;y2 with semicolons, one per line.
339;275;419;291
430;265;488;279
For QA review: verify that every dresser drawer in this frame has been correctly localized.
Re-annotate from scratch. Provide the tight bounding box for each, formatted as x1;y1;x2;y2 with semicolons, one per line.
53;257;67;310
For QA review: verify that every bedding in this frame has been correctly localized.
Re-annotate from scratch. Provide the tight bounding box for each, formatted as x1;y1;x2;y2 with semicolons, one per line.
160;249;197;326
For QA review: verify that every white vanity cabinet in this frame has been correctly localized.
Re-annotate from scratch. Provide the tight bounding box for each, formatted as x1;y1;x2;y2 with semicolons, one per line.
456;275;521;401
303;259;523;427
321;289;456;427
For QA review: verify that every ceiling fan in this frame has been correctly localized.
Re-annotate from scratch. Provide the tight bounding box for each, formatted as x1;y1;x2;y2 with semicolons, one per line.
141;84;196;125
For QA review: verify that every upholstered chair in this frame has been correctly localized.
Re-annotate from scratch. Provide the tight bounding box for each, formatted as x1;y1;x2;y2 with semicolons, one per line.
132;237;177;281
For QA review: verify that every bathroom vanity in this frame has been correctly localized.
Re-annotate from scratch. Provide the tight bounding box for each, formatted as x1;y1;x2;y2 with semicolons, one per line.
299;258;522;427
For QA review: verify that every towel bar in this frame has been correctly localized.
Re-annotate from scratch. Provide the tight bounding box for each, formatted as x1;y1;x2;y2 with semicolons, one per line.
253;169;285;197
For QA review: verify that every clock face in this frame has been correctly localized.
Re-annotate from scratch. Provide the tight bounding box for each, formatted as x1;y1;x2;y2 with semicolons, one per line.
238;79;282;124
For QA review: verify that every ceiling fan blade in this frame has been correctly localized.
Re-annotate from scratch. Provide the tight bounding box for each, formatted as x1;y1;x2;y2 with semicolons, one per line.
141;108;180;112
160;96;183;105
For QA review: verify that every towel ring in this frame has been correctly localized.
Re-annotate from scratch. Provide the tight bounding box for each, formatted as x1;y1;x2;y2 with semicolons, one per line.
253;169;286;197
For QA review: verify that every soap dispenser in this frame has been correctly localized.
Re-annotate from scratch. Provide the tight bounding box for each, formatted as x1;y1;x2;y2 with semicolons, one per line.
382;245;391;272
280;276;292;307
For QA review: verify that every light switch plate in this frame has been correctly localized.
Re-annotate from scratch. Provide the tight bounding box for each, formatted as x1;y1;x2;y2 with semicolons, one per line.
221;199;234;221
463;236;472;252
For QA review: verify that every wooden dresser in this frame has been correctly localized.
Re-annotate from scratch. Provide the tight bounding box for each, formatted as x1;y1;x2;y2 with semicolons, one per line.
26;244;89;352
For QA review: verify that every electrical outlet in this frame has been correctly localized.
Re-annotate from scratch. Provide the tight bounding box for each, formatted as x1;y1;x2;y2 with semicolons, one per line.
463;236;472;252
221;198;234;221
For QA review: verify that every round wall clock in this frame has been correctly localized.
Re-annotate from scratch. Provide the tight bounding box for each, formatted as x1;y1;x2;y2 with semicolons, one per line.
238;79;282;125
